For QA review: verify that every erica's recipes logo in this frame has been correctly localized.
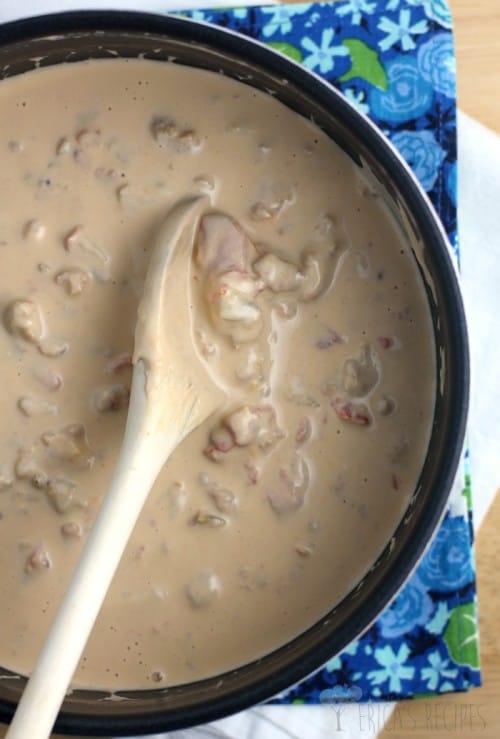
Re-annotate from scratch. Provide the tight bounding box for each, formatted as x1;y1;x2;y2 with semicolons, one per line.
320;685;487;734
320;683;363;731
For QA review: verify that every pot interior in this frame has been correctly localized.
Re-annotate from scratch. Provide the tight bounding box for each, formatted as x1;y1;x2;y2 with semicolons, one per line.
0;12;468;736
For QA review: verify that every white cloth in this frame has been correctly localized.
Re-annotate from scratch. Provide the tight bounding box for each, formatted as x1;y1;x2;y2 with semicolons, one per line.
0;4;498;739
458;111;500;528
0;0;268;21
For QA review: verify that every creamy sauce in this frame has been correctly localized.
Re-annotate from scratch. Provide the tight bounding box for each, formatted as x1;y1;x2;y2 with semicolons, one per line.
0;59;435;690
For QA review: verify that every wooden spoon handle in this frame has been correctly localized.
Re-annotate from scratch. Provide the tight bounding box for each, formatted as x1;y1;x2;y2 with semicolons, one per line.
6;361;180;739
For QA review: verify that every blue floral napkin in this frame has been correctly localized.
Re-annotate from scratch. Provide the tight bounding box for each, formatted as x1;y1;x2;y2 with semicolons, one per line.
183;0;480;702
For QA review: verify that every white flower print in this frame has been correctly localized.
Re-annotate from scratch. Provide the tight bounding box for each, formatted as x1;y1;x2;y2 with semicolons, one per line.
367;644;415;693
301;28;349;74
421;651;458;691
378;9;429;52
337;0;377;25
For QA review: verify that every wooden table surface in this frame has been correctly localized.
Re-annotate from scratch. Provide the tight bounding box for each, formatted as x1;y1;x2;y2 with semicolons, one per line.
452;0;500;134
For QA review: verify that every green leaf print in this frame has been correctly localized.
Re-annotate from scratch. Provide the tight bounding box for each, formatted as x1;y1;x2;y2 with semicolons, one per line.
266;42;303;63
340;39;388;90
444;602;480;670
462;472;473;511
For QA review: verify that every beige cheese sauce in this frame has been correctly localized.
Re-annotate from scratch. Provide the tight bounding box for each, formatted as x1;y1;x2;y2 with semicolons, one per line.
0;59;435;690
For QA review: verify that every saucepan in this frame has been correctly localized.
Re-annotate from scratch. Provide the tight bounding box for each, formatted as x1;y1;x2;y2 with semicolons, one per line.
0;11;469;736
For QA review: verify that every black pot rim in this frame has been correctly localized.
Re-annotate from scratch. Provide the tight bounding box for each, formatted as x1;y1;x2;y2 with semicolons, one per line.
0;10;469;736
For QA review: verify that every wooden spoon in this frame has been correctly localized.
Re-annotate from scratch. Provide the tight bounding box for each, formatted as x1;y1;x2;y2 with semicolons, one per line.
7;196;224;739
